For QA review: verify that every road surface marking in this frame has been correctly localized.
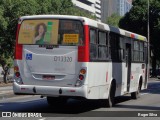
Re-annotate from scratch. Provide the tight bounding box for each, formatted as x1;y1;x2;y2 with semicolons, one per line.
39;118;46;120
140;93;149;95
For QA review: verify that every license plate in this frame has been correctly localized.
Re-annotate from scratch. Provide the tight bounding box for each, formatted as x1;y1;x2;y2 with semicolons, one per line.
43;75;55;80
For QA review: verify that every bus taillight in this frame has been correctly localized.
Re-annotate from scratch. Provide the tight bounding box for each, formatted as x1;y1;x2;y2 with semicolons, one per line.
14;66;20;78
14;66;23;84
14;66;19;72
80;69;86;74
79;75;84;80
15;72;20;77
75;68;87;87
14;23;22;60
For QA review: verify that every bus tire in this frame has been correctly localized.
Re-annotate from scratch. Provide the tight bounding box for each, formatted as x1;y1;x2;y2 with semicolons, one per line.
47;97;68;106
131;79;142;99
106;81;116;107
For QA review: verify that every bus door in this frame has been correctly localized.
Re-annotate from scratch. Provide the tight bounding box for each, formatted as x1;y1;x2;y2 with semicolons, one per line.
125;43;131;92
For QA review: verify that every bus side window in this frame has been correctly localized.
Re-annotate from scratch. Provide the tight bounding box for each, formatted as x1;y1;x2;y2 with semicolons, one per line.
133;41;140;61
144;42;148;63
119;37;125;61
139;42;144;62
98;31;108;60
90;29;97;60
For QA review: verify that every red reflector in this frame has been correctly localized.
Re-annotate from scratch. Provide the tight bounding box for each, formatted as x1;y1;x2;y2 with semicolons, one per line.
70;90;76;92
15;72;20;77
106;72;108;82
131;76;133;79
21;88;26;90
79;75;84;80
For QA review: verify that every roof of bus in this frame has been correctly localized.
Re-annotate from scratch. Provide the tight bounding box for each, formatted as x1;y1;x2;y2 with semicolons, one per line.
20;15;147;42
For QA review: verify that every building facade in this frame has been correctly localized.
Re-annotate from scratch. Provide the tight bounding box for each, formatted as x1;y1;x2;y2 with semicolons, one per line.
118;0;132;16
101;0;132;23
72;0;101;21
101;0;116;22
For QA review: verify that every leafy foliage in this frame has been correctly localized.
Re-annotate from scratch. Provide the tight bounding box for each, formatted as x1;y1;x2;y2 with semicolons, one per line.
119;0;148;35
106;13;122;27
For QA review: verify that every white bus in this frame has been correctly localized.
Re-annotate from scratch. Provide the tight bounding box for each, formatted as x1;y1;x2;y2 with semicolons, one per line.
13;15;148;107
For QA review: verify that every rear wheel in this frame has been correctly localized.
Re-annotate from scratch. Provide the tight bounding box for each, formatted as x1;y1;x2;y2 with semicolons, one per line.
47;97;68;106
106;82;116;107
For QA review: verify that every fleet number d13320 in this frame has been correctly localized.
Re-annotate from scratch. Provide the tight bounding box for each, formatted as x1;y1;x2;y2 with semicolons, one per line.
53;56;72;62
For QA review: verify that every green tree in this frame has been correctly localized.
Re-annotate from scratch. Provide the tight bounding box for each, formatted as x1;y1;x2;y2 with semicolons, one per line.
0;0;38;83
35;0;73;14
119;0;160;77
106;13;122;27
0;0;95;83
35;0;95;18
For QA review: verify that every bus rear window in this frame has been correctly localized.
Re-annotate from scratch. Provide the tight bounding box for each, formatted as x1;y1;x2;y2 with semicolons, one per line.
58;20;84;45
18;19;84;45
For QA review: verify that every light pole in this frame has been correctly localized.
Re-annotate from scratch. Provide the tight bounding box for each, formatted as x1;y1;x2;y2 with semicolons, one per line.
147;0;150;83
147;0;150;58
148;0;150;47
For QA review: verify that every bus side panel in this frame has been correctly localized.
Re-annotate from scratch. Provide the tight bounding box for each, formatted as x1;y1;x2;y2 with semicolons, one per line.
130;63;146;92
121;62;128;94
87;62;125;99
86;62;110;99
111;62;125;97
86;62;129;99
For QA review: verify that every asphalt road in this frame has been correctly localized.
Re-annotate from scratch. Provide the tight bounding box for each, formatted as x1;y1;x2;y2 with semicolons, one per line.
0;78;160;119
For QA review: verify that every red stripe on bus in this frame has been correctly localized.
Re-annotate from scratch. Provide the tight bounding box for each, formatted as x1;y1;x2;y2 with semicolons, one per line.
131;74;133;79
131;34;135;38
78;25;89;62
106;72;108;82
14;24;22;60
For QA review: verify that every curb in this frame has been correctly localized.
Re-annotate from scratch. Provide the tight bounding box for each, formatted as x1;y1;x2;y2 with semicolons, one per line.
0;92;16;100
0;92;36;100
0;82;13;87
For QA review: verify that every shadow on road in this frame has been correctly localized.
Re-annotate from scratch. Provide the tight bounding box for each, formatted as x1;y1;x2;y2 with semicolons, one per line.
0;95;160;116
0;98;103;113
0;96;133;114
0;81;160;114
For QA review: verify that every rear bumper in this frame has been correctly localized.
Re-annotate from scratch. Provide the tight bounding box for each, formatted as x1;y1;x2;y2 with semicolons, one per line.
13;82;88;98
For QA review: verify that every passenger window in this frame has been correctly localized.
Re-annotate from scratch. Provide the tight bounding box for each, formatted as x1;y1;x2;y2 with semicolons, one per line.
98;31;108;59
90;29;97;60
